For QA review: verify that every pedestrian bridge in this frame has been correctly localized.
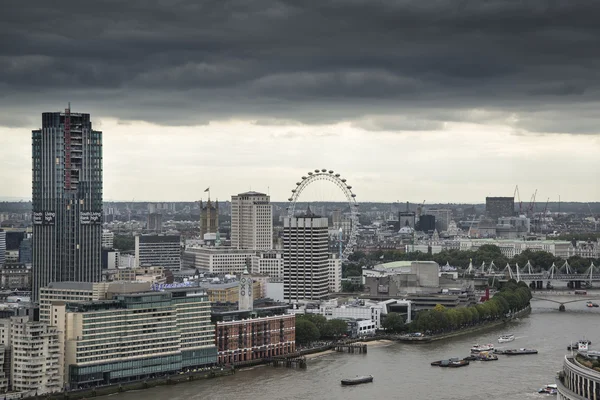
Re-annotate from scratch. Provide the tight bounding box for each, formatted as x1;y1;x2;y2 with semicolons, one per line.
531;293;600;311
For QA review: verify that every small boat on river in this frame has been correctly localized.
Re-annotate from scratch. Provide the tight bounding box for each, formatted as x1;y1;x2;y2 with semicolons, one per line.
567;339;592;350
496;348;538;355
431;358;470;368
341;375;373;385
538;383;558;395
498;334;515;343
463;351;498;361
471;343;495;353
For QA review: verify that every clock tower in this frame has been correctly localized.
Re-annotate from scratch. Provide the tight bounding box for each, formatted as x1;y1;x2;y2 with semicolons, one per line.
238;266;253;311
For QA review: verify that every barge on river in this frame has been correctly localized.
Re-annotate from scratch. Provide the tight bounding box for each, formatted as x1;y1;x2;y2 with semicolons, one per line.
341;375;374;385
496;348;538;355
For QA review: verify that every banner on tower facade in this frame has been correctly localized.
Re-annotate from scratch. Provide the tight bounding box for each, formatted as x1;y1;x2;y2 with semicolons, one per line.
80;211;103;225
33;211;56;225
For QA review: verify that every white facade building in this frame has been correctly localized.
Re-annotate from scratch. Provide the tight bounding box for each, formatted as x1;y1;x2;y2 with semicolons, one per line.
185;247;254;274
10;316;63;395
283;210;329;302
251;251;284;277
328;254;342;293
457;239;571;258
0;230;5;265
101;230;114;249
231;191;273;251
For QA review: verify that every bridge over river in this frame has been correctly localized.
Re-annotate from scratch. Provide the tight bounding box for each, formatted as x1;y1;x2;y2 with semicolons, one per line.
530;290;600;311
470;260;600;290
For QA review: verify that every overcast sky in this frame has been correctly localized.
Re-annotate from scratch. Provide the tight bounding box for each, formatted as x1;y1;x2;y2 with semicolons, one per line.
1;1;599;204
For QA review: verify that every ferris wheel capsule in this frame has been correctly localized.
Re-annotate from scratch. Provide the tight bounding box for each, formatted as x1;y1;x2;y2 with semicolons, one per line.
329;170;334;173
321;168;327;172
308;172;313;175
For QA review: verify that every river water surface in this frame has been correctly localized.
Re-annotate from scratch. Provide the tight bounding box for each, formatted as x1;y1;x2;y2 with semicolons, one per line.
110;298;600;400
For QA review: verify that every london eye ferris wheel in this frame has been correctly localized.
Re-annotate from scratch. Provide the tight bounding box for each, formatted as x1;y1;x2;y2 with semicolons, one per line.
286;169;359;261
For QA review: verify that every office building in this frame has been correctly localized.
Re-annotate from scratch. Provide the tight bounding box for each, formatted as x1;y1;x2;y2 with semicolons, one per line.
5;231;25;251
250;251;284;278
199;199;219;238
32;108;103;301
0;230;5;265
135;235;181;270
198;281;262;303
101;249;120;269
10;316;63;395
399;211;416;230
101;230;114;249
424;209;452;232
51;286;216;388
212;302;295;365
328;254;342;293
39;281;151;324
486;197;515;220
18;237;32;264
184;247;254;274
0;263;31;290
556;352;600;399
147;213;163;232
283;208;329;302
231;192;273;250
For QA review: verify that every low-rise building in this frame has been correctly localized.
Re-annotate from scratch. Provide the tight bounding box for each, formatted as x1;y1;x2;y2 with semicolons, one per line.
184;247;254;274
51;287;216;389
212;301;295;365
39;281;152;324
200;281;262;303
250;251;284;277
0;263;31;290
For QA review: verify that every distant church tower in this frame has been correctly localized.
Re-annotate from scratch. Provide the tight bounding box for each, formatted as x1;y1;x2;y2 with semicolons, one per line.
238;265;253;311
199;198;219;238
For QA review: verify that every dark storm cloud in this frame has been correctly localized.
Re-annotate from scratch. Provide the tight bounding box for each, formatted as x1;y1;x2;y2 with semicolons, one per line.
2;0;600;133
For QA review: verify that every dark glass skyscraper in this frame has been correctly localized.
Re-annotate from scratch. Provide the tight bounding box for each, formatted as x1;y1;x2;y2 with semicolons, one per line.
32;108;103;301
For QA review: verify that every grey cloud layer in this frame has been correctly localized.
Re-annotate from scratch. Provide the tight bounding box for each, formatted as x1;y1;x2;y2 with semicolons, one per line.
2;0;600;133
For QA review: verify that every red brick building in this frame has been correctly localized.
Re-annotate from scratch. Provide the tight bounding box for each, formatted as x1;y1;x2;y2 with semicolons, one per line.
215;314;296;364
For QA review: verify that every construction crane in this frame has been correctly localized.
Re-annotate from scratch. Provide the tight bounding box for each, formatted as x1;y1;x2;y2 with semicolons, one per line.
527;189;537;217
514;185;522;215
587;203;598;231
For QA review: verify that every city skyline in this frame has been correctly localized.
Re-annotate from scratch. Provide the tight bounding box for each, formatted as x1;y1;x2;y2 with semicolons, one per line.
1;1;599;203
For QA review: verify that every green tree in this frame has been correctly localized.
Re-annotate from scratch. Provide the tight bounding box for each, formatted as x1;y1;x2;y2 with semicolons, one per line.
322;319;349;338
295;319;320;345
382;312;405;333
297;314;327;336
113;235;135;251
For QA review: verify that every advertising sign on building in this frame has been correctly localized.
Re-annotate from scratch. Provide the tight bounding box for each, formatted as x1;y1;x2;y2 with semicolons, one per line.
33;211;56;225
80;211;103;225
33;211;44;225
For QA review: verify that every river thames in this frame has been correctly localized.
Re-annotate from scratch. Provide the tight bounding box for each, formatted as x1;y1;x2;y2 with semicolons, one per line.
110;298;600;400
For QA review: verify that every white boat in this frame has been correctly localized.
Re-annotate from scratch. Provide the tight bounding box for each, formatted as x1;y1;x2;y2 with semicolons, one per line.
498;334;515;343
470;343;495;353
538;384;557;395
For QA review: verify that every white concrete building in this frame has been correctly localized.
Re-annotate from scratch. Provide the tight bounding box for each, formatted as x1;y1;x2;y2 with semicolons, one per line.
457;239;571;258
328;254;342;293
101;230;114;249
0;230;5;265
39;281;152;324
251;251;284;277
231;191;273;251
283;209;329;302
10;316;63;395
185;247;254;274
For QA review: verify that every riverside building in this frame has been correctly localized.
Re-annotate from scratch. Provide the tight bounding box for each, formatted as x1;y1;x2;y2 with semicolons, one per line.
9;316;63;395
32;108;103;301
51;286;216;389
556;353;600;399
135;234;181;270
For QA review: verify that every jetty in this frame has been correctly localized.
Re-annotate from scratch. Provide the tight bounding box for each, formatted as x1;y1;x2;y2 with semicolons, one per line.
335;343;368;354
